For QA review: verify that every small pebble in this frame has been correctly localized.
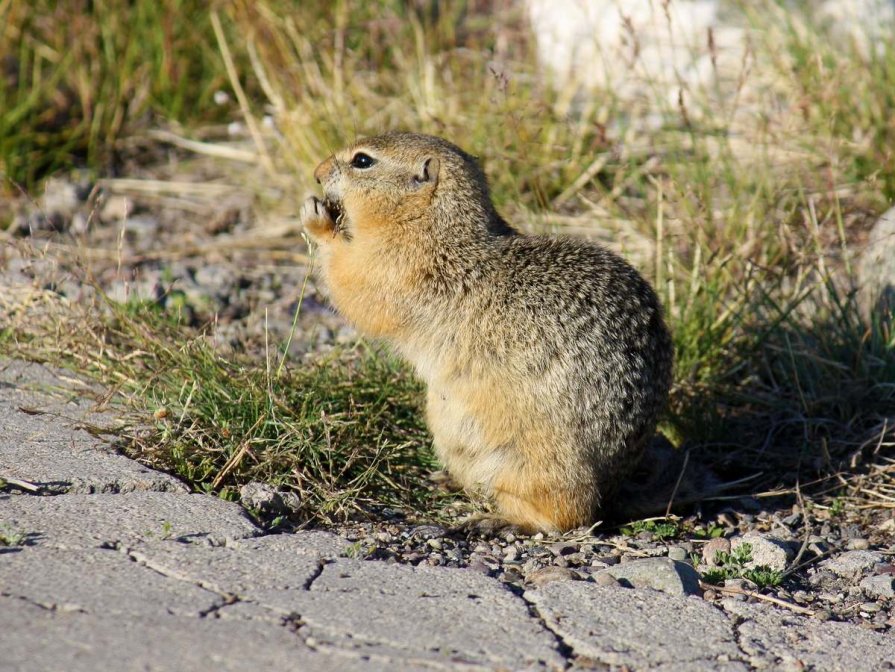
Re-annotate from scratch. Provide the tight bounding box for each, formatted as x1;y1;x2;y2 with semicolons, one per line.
549;542;578;557
501;569;524;584
594;572;620;587
792;590;812;605
702;538;731;566
667;546;688;562
847;538;870;551
526;566;579;587
467;559;492;574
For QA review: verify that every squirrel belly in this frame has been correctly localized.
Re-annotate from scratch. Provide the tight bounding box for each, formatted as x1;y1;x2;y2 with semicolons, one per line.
301;132;673;533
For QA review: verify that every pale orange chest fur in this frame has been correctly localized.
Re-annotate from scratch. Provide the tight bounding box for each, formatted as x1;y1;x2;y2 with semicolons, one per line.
322;239;416;339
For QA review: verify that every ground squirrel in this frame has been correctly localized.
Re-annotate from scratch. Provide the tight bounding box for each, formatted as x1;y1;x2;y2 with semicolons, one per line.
301;132;673;533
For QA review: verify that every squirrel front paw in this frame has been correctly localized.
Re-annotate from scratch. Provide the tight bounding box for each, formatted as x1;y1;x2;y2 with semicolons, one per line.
300;196;337;243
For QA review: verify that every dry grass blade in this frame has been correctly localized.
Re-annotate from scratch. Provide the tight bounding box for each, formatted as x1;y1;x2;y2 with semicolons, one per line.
147;130;261;163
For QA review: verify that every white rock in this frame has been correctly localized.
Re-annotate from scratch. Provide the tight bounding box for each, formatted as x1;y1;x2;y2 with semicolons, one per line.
526;0;744;104
857;206;895;314
40;178;80;216
730;533;792;572
822;550;883;579
860;574;895;599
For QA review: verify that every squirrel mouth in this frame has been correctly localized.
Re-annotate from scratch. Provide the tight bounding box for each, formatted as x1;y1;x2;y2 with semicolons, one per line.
322;196;348;237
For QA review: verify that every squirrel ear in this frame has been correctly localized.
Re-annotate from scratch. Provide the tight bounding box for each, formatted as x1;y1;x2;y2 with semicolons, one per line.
414;157;440;186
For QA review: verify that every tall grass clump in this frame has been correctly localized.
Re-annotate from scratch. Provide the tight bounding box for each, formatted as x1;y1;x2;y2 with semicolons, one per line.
0;0;238;191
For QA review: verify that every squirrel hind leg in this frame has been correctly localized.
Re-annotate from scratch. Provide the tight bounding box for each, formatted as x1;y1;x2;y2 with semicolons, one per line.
491;482;595;535
450;491;581;537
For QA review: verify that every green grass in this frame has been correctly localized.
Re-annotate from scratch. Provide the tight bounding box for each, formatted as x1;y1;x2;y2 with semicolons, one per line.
0;524;27;547
702;542;785;588
4;290;458;525
621;518;682;541
0;0;240;191
2;0;894;527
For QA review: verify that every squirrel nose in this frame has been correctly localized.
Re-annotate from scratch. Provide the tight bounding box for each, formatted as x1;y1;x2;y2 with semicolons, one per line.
314;158;334;185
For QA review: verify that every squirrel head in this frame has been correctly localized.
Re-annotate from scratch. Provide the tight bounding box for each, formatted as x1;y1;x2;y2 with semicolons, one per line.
313;132;511;245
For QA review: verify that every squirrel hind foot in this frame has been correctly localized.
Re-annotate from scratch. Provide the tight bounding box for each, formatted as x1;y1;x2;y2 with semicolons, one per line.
451;514;525;538
428;469;465;493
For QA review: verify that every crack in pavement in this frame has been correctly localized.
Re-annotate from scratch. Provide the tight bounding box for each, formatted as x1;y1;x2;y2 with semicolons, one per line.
301;558;329;591
500;583;573;670
726;613;758;671
123;546;244;605
1;591;87;614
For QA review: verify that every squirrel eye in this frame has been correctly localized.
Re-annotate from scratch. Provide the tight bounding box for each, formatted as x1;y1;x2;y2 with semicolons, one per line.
349;152;376;169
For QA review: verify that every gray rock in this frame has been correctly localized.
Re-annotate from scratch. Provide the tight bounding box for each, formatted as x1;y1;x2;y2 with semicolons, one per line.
860;574;895;599
667;546;689;561
239;481;301;516
548;541;577;556
731;533;792;572
603;557;702;596
594;572;621;587
407;524;447;539
40;178;81;218
123;214;160;237
526;565;579;587
858;205;895;313
194;263;236;296
526;582;743;670
821;550;883;579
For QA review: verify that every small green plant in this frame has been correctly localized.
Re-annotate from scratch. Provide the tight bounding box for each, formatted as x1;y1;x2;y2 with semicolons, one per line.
693;524;726;539
701;543;783;588
829;497;846;517
342;541;367;559
621;519;681;541
0;524;27;547
742;566;784;588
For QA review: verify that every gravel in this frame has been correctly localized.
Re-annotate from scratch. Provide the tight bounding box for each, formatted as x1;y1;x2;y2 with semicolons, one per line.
325;501;894;632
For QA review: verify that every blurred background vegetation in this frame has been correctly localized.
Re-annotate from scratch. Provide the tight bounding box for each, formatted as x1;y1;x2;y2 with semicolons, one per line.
1;0;892;524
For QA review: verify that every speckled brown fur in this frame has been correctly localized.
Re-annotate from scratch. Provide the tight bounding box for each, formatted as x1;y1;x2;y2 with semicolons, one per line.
301;132;673;532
